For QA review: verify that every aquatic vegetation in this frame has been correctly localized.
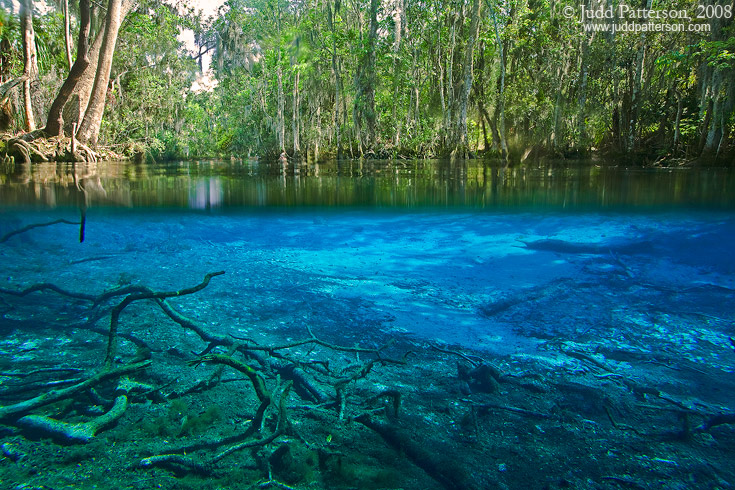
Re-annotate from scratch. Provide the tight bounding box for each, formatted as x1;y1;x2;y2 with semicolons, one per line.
179;403;224;438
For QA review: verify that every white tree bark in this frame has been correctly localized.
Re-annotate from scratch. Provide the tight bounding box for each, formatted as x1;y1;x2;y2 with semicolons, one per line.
21;0;38;131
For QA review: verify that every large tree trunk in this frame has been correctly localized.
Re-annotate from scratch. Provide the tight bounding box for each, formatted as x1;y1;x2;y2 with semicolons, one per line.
364;0;378;149
49;0;135;138
699;14;732;158
392;0;404;148
577;30;594;149
551;56;570;153
77;0;126;146
275;4;285;155
63;22;105;135
315;104;321;161
46;0;92;137
702;70;724;156
20;0;38;132
327;1;341;157
353;0;378;154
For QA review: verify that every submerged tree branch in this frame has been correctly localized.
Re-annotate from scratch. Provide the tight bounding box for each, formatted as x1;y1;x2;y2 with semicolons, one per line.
0;359;151;420
0;219;80;244
104;271;225;367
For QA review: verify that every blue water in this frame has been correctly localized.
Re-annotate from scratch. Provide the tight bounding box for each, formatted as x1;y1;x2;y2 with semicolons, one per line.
1;162;735;489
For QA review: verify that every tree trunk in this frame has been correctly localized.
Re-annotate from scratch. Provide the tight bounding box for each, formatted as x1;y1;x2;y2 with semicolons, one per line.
293;68;300;154
61;21;105;135
392;0;403;147
277;52;285;153
702;70;723;156
327;1;341;156
315;104;321;162
20;0;38;132
577;30;594;148
673;90;682;151
627;0;652;151
354;0;378;153
444;12;457;144
77;0;127;146
364;0;378;149
412;48;419;130
489;1;508;164
61;0;134;138
551;56;571;153
46;0;92;136
438;44;446;147
477;100;495;151
451;0;481;157
551;75;562;151
700;13;732;158
64;0;73;69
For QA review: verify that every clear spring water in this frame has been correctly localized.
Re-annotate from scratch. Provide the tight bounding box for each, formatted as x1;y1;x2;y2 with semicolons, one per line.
1;160;734;489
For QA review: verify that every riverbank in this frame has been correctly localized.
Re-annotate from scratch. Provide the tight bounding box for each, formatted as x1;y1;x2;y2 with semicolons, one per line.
3;130;733;168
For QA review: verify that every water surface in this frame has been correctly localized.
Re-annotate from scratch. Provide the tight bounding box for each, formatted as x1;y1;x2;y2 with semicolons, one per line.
2;159;735;209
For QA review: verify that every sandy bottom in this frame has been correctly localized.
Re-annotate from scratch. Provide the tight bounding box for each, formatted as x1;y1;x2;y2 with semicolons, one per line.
1;208;734;489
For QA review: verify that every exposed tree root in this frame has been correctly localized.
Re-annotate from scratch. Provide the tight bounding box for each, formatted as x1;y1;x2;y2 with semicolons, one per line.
1;131;127;163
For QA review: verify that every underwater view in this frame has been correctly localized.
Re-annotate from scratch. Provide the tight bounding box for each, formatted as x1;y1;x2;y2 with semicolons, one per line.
1;160;735;490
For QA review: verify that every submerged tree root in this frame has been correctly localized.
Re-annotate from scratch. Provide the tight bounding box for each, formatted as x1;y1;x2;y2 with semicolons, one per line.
0;271;417;485
0;360;151;420
139;381;293;472
17;378;152;443
0;272;225;440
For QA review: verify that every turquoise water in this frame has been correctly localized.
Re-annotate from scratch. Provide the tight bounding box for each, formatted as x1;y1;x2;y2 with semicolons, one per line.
1;160;734;489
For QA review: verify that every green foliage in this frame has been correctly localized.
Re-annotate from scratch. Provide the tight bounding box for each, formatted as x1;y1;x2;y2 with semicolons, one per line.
98;1;200;153
5;0;733;160
32;11;68;74
0;9;23;79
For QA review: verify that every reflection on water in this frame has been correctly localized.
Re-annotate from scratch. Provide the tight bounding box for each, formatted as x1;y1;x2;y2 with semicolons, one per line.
189;178;224;210
1;159;734;209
